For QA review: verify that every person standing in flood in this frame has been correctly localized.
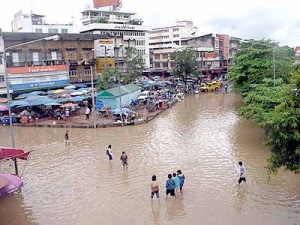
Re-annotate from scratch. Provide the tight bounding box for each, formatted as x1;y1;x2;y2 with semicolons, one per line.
120;151;128;170
172;173;181;197
238;161;247;185
165;174;176;199
64;130;70;146
85;107;90;120
150;175;159;199
177;170;185;192
106;145;113;160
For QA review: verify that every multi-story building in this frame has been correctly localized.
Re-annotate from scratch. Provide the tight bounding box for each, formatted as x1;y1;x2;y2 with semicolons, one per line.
182;33;240;77
12;10;75;34
79;9;150;70
149;21;198;74
0;32;114;94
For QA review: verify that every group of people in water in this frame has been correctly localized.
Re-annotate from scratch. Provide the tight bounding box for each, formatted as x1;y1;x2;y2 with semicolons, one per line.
64;134;247;199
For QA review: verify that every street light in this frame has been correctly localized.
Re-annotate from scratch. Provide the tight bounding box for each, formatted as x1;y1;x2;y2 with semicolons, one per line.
114;42;124;126
3;35;60;147
2;34;59;175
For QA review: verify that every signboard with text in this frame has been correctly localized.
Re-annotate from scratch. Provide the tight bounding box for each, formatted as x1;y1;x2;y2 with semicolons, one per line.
7;65;68;74
94;39;115;58
93;0;121;8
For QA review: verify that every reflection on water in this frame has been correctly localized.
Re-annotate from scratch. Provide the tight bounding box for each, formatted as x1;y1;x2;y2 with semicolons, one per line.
0;93;299;225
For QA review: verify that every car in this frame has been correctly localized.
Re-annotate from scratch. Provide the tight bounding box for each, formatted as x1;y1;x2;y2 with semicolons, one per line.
137;91;150;100
200;83;219;92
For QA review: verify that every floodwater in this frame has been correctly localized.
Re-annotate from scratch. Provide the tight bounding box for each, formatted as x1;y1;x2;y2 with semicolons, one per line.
0;93;299;225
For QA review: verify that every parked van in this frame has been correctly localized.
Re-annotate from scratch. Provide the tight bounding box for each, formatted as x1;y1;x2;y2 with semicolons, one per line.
137;91;150;100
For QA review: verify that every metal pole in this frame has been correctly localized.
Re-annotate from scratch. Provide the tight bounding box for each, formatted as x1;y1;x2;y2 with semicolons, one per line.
104;46;107;74
90;64;96;128
116;46;124;126
3;51;16;148
272;47;276;87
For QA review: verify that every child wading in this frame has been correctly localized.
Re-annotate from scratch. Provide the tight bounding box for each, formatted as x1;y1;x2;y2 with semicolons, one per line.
150;175;159;199
165;174;175;199
106;145;113;160
64;130;70;146
172;173;181;197
177;170;185;192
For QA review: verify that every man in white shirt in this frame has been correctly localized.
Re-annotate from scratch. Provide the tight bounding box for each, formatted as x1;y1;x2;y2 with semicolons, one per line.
238;161;247;185
85;107;90;120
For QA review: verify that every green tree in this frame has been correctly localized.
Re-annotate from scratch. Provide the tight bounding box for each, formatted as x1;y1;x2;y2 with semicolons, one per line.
96;68;117;91
125;47;145;82
170;47;199;85
265;65;300;173
229;39;294;93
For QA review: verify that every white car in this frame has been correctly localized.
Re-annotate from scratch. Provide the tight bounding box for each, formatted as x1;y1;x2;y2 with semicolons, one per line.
137;91;150;100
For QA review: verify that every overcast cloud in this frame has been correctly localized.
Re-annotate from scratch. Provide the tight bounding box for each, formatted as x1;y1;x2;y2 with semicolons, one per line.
0;0;298;46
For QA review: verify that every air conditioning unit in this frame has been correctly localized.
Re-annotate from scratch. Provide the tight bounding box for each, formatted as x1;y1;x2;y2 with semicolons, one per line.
78;78;83;82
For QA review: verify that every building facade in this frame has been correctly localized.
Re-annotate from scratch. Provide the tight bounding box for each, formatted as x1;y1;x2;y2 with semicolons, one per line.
149;21;198;73
295;46;300;64
0;32;113;94
79;9;150;69
12;10;75;34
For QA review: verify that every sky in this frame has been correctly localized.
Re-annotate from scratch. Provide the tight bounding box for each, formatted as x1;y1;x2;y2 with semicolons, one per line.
0;0;299;47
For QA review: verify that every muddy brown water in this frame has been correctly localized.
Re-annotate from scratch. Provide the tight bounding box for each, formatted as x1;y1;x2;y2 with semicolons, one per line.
0;93;299;225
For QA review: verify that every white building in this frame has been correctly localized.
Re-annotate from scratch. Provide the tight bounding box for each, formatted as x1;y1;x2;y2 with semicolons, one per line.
149;21;198;72
79;9;150;69
0;35;6;95
12;10;75;34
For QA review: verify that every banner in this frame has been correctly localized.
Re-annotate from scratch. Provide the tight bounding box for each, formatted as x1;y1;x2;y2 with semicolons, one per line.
7;65;68;74
94;39;115;58
94;0;121;8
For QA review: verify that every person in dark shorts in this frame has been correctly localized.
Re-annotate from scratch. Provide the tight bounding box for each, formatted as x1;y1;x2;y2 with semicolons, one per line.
238;161;247;185
177;169;185;192
150;175;159;199
165;174;175;198
120;151;128;169
64;130;70;146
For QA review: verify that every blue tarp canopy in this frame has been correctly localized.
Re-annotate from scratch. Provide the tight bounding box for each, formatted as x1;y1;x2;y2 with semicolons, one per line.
69;96;86;102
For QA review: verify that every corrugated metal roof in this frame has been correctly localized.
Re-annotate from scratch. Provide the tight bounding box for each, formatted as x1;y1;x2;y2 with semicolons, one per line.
97;84;141;98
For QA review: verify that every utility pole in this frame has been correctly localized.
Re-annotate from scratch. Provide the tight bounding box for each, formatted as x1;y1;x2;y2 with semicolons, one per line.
115;36;124;126
272;47;276;87
90;63;96;128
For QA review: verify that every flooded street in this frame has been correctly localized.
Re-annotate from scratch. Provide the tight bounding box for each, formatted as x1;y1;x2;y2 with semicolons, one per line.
0;93;299;225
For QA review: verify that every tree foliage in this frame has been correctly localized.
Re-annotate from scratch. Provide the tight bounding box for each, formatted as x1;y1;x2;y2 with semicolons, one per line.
229;39;299;173
170;47;199;82
125;47;145;82
96;68;117;91
229;39;294;93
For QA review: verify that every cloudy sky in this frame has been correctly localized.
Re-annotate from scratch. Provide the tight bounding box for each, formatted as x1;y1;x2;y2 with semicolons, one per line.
0;0;299;46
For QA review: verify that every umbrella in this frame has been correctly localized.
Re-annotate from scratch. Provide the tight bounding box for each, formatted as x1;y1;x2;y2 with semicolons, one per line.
45;102;62;106
60;103;78;108
71;91;84;96
64;89;77;94
75;84;87;88
64;85;76;90
57;98;71;103
0;174;23;197
0;105;9;111
69;96;85;102
0;98;8;103
113;107;135;115
58;94;71;98
53;89;65;94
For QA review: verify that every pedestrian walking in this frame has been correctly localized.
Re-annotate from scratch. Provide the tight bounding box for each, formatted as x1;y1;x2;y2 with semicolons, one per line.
165;174;175;199
85;107;90;120
150;175;159;199
172;173;181;197
106;145;113;160
177;170;185;192
120;151;128;169
64;130;70;146
238;161;247;185
225;84;228;93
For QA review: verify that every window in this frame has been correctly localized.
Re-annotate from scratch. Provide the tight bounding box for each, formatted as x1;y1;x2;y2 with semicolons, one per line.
162;54;168;59
173;34;179;38
35;28;42;33
28;51;43;66
61;29;68;34
47;51;62;60
154;54;160;60
173;28;179;32
12;52;25;66
162;62;168;68
0;54;3;65
48;28;58;33
154;63;160;68
67;49;76;60
0;75;4;83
